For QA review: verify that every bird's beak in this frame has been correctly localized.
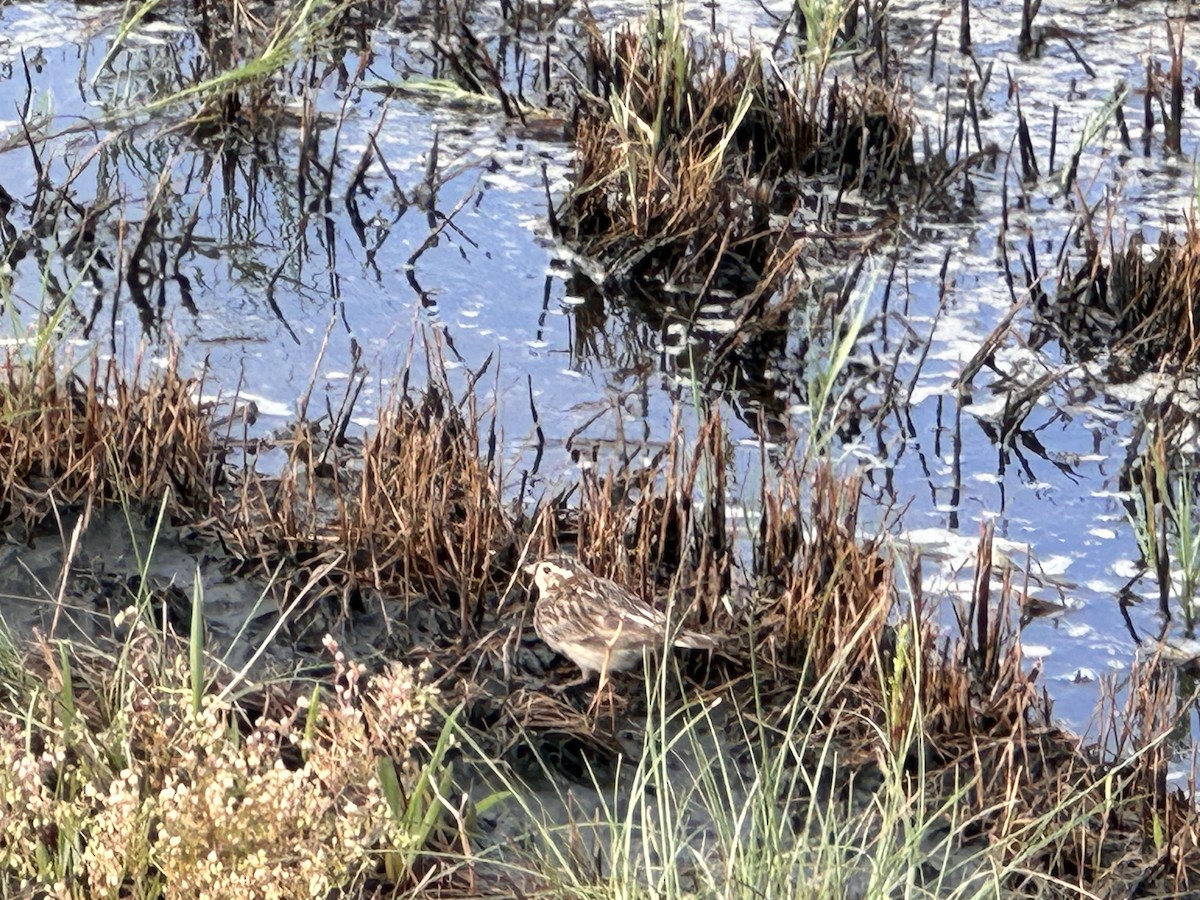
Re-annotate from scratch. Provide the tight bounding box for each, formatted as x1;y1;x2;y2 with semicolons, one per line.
522;562;537;575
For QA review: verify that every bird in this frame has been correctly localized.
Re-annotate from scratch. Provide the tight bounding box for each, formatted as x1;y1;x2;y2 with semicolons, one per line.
523;553;717;691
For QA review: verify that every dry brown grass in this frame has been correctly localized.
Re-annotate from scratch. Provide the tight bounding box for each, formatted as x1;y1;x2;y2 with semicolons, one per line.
755;465;892;679
1056;215;1200;375
552;405;731;617
749;469;1200;894
214;375;517;636
0;347;214;534
0;341;519;639
560;13;915;313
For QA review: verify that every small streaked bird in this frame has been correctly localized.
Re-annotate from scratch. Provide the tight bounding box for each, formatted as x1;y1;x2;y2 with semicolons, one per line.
524;553;717;689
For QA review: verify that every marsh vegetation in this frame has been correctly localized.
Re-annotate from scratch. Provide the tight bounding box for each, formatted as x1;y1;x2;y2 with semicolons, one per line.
3;0;1200;896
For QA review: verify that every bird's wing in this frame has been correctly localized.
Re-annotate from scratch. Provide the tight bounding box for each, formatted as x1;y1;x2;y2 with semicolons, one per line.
593;589;669;643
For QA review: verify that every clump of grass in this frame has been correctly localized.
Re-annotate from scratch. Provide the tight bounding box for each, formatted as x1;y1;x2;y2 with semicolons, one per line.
545;404;731;617
1055;215;1200;375
560;8;915;310
0;334;520;638
216;368;517;634
755;473;1200;893
0;618;443;897
0;347;214;534
751;467;899;748
1119;423;1200;633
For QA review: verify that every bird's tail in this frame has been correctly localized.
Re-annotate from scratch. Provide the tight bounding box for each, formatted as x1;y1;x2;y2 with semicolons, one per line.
673;630;718;650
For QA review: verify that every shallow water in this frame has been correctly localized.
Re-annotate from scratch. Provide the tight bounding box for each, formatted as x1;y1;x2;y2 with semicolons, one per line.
2;0;1200;754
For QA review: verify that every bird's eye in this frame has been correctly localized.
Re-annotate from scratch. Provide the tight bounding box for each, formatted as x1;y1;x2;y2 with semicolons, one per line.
541;565;551;575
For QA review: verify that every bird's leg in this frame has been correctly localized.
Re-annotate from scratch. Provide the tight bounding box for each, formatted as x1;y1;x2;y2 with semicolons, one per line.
587;665;611;717
587;639;620;718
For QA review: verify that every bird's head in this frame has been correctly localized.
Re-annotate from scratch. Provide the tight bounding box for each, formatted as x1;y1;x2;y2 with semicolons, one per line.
523;554;583;593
